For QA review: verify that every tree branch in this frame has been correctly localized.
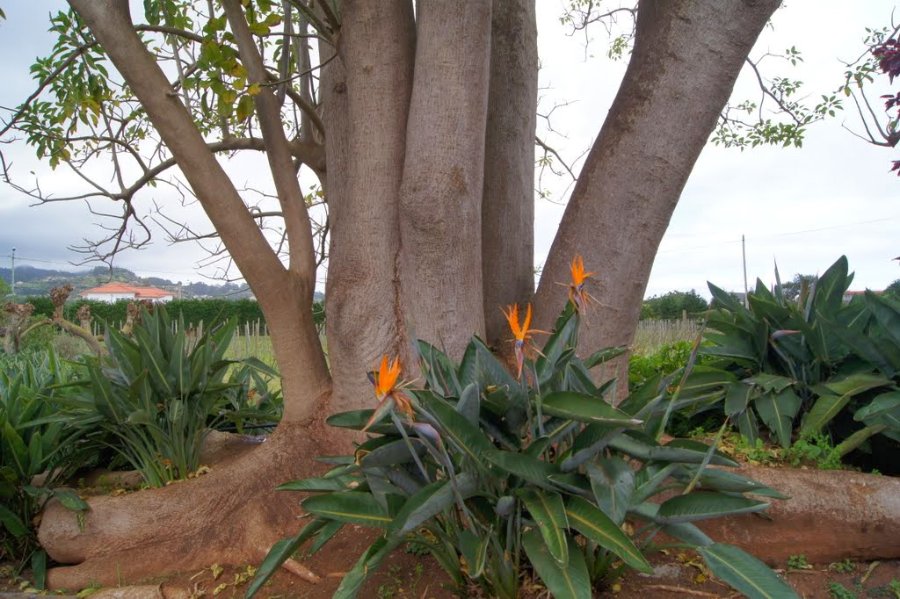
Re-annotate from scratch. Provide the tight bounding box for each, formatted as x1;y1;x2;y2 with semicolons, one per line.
223;0;320;287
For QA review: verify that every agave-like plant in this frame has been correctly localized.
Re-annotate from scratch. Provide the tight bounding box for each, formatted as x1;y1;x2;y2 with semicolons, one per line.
679;256;900;460
51;305;254;486
0;349;89;585
249;267;795;599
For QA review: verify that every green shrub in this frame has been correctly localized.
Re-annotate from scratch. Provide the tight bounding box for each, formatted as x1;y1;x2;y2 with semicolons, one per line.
52;306;278;486
681;256;900;468
641;290;708;320
629;340;696;389
0;350;89;581
249;303;796;599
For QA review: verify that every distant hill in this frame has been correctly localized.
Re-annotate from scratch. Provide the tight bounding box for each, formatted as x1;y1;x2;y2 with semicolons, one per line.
0;265;260;300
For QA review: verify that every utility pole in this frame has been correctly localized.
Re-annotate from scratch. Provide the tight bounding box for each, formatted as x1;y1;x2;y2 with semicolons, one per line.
10;247;15;299
741;235;749;308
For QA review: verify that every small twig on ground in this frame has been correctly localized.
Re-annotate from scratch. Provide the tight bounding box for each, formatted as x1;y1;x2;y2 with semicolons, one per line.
280;557;321;583
643;585;722;597
861;561;881;585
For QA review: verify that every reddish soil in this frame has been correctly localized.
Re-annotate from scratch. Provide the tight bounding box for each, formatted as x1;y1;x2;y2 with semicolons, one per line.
4;534;898;598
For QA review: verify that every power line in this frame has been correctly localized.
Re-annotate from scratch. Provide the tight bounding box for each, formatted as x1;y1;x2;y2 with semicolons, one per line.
657;214;899;255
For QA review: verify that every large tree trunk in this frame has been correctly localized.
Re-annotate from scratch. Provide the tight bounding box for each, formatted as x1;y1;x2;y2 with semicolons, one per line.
323;1;415;414
533;0;781;396
481;0;538;349
397;0;493;360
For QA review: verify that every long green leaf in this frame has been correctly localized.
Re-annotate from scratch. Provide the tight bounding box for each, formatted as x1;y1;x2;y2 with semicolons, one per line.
520;489;569;565
0;503;27;538
278;474;361;492
834;424;888;456
485;449;559;489
565;496;652;573
540;392;643;428
854;391;900;422
864;291;900;346
800;394;851;436
418;391;493;461
389;472;477;536
672;467;787;499
656;492;769;523
301;492;392;527
521;529;591;599
333;536;400;599
698;543;798;599
245;519;328;598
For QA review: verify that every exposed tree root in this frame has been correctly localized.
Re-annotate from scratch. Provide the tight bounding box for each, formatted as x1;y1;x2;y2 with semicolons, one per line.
39;416;343;591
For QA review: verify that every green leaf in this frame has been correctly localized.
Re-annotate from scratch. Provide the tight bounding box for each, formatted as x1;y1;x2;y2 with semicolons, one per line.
301;492;392;527
754;389;801;448
417;391;493;461
277;474;360;493
536;310;579;383
333;536;400;599
236;94;255;121
586;458;633;524
360;438;426;468
800;394;851;437
53;488;89;512
31;549;47;590
456;382;480;425
672;467;787;499
834;424;888;455
519;489;569;565
744;373;794;393
583;346;628;369
662;521;714;547
388;472;477;536
540;392;643;428
308;520;344;556
818;372;891;397
457;529;489;578
485;449;559;489
656;492;769;523
608;434;739;467
863;291;900;347
698;543;798;598
521;529;591;599
325;410;396;435
244;520;329;598
854;391;900;422
565;496;652;573
723;383;754;417
0;503;27;538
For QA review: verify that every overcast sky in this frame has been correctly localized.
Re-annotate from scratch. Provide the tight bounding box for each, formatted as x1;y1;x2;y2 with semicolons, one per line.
0;1;897;298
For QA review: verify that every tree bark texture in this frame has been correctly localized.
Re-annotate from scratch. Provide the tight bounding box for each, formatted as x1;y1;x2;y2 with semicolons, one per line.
323;1;415;414
398;0;493;361
481;0;538;349
533;0;781;396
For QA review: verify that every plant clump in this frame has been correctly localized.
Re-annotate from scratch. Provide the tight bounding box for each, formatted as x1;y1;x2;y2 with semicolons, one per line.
249;258;797;599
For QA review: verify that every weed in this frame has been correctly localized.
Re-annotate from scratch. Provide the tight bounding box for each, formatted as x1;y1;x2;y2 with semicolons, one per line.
828;559;855;574
891;579;900;598
787;554;812;570
828;582;857;599
786;433;843;470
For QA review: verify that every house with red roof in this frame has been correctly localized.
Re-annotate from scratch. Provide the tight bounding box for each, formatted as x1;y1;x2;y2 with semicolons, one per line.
80;282;174;303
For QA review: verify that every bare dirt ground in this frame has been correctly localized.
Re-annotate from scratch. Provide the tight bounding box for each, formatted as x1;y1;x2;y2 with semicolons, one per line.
3;529;899;599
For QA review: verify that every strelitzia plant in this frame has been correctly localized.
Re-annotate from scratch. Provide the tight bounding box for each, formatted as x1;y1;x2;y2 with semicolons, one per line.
249;258;797;599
